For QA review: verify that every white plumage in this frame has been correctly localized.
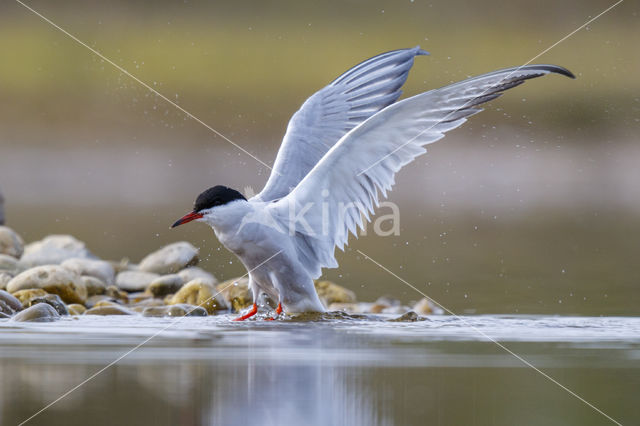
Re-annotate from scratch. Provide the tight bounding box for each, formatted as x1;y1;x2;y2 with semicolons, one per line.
172;47;574;318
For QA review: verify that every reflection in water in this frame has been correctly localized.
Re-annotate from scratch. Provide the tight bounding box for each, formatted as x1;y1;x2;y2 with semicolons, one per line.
1;317;639;425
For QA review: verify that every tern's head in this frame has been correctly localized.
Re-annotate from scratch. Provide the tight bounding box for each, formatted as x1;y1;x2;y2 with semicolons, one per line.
171;185;247;228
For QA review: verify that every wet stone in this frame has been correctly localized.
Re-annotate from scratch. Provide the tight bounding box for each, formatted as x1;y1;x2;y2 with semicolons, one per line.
0;289;22;312
62;258;115;285
11;303;60;322
67;304;86;315
0;272;13;290
86;295;120;309
84;305;135;316
0;254;20;273
81;276;107;296
147;274;184;298
6;265;87;304
328;302;363;314
142;304;207;317
314;280;357;307
21;235;95;267
26;294;68;316
178;267;217;286
387;311;427;322
413;298;435;315
0;300;16;316
116;271;160;292
105;285;129;303
11;289;48;306
0;226;24;259
138;242;199;275
169;279;226;314
216;277;252;312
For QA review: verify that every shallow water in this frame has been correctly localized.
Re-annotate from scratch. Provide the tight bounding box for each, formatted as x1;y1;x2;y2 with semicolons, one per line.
1;315;639;426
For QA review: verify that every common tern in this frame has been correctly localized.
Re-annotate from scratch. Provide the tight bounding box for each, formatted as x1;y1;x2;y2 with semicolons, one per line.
172;46;574;320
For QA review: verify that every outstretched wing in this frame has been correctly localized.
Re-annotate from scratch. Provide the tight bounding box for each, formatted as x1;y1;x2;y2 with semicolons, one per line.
269;64;574;278
254;46;428;202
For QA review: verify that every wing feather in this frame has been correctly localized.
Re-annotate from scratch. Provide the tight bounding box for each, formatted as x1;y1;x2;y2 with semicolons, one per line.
254;47;428;202
270;64;574;278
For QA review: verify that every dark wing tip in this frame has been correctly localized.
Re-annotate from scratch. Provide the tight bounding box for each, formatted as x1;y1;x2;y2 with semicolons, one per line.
537;64;576;79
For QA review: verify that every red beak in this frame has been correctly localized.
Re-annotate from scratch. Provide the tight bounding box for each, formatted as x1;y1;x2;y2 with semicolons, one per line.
171;211;203;228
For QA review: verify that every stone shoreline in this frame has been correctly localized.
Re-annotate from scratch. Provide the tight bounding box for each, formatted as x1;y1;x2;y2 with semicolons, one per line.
0;226;439;322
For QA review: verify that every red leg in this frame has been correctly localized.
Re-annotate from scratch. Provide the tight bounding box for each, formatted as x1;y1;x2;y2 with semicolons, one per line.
233;303;258;321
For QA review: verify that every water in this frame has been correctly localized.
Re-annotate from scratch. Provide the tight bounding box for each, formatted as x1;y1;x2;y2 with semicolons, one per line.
2;315;639;425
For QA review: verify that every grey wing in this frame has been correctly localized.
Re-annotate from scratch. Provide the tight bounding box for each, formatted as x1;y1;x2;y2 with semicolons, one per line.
271;64;575;278
253;46;428;202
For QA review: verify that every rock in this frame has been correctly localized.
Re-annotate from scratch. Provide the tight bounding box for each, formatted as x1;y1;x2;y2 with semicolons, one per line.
67;304;86;315
0;300;16;316
11;303;60;322
116;271;160;292
0;254;21;273
84;305;135;316
413;298;437;315
93;300;121;308
387;311;426;322
21;235;95;267
368;303;388;314
0;226;24;259
25;294;68;315
11;289;48;305
314;281;357;307
86;295;120;309
128;292;152;304
216;277;252;312
178;267;217;285
139;242;199;275
62;258;115;285
0;272;13;290
81;276;107;296
142;304;207;317
169;279;226;314
109;258;136;274
0;289;22;311
147;274;184;297
105;285;129;303
328;302;363;313
7;265;87;304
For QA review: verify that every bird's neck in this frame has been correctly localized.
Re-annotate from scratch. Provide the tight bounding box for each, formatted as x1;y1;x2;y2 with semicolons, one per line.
202;200;252;235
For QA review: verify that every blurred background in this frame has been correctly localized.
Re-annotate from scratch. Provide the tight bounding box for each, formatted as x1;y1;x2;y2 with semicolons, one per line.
0;0;638;315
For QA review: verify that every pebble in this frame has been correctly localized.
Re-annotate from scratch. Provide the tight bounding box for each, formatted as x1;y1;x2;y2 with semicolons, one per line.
84;305;135;316
142;304;207;317
67;304;86;315
169;279;226;314
178;267;217;285
0;300;16;316
0;254;21;273
0;289;22;311
11;303;60;322
116;271;160;292
62;258;115;285
328;302;363;313
21;235;95;267
138;242;199;274
0;226;24;259
11;288;48;305
216;277;252;312
85;295;120;309
0;272;12;290
387;311;426;322
25;294;69;315
314;280;357;307
105;285;129;304
81;276;107;296
147;274;184;297
6;265;87;304
413;298;435;315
